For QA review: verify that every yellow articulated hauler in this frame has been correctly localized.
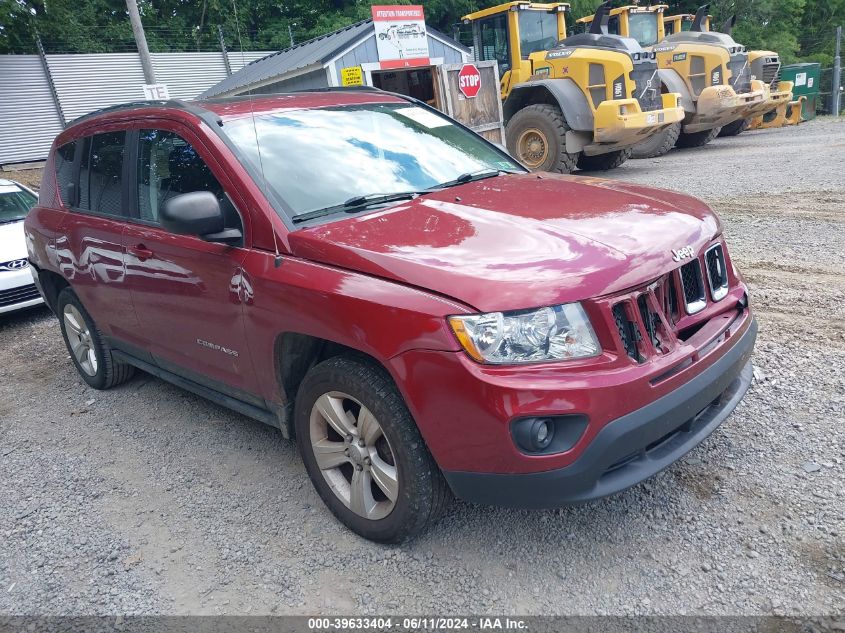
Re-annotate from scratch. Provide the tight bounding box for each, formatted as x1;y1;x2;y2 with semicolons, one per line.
664;12;796;136
578;4;767;157
461;1;684;172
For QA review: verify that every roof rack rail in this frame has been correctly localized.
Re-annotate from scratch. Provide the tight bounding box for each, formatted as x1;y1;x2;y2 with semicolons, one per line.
67;99;201;127
293;86;385;93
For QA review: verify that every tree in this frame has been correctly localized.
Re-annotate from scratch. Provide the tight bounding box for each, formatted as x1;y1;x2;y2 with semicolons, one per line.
0;0;840;64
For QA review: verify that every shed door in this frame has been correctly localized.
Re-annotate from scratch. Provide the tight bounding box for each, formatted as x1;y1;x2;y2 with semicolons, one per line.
436;61;505;145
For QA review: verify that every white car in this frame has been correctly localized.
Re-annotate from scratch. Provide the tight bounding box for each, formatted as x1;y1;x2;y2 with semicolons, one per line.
0;179;43;314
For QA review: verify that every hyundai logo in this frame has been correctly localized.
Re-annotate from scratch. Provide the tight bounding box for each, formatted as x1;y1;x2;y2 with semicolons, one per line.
0;259;29;271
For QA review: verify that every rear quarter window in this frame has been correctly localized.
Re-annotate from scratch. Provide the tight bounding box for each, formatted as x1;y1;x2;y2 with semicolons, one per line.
54;141;77;206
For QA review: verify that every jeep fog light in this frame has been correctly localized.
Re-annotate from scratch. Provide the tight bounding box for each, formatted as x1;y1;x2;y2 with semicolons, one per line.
511;415;589;455
448;303;600;364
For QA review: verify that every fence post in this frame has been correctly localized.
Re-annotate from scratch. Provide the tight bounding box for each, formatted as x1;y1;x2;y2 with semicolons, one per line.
833;25;842;115
35;34;66;128
218;25;232;76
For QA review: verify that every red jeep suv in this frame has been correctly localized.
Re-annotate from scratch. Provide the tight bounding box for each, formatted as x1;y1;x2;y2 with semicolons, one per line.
25;90;756;542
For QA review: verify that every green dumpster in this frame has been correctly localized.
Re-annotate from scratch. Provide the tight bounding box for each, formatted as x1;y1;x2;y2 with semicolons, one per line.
781;63;821;120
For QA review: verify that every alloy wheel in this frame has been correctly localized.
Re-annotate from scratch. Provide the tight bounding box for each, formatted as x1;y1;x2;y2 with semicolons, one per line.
309;391;398;520
63;304;98;377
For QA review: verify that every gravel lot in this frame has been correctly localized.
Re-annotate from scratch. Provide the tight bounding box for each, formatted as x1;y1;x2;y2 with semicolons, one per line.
1;118;843;618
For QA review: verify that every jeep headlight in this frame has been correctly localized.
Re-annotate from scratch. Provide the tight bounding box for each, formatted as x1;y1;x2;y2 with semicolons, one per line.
448;303;600;364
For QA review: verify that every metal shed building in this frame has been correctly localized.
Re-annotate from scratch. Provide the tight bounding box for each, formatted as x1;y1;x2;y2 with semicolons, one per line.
200;19;470;105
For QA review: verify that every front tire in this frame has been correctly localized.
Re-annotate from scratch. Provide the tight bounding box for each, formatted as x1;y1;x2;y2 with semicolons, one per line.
576;148;631;171
505;104;578;173
676;126;722;148
294;356;451;543
57;288;134;390
718;118;750;137
630;122;682;158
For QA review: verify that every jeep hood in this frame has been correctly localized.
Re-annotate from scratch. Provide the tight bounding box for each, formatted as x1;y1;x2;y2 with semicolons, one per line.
288;173;720;313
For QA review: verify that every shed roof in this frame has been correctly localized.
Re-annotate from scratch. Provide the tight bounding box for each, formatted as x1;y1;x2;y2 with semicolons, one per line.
202;19;468;98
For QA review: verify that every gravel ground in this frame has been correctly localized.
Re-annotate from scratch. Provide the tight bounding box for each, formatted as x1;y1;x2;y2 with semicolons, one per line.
1;118;843;618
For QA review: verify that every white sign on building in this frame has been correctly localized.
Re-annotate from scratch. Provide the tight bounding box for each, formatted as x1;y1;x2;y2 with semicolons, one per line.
371;5;430;69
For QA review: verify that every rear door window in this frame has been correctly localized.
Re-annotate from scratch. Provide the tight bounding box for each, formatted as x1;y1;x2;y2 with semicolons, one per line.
79;131;126;216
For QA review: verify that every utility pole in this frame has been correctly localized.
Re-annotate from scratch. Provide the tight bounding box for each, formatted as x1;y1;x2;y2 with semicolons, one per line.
288;23;295;48
126;0;155;84
218;25;232;76
833;25;842;116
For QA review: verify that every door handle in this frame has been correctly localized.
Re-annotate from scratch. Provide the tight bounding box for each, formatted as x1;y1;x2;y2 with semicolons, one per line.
128;244;154;261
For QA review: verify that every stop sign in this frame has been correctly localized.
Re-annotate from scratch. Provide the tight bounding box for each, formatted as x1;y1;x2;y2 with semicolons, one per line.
458;64;482;98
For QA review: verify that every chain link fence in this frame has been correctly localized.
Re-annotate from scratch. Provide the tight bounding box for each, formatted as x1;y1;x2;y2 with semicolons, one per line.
818;67;844;115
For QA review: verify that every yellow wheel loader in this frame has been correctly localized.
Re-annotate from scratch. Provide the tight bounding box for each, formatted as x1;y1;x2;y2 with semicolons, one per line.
578;4;767;157
724;50;801;134
461;1;684;172
664;13;797;137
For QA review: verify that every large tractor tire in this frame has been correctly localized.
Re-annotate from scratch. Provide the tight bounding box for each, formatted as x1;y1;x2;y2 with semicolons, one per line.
718;118;751;137
676;126;722;149
630;122;682;159
505;104;578;173
576;148;632;171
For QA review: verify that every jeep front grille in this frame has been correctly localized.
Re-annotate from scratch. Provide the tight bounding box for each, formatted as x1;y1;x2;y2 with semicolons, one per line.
612;303;641;362
705;244;729;301
680;259;707;314
605;244;740;364
637;295;662;350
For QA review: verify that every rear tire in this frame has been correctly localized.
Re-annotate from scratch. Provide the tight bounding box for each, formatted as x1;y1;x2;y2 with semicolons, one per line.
676;126;722;149
57;288;135;390
294;355;452;543
576;148;631;171
630;122;682;158
505;104;578;173
718;118;751;137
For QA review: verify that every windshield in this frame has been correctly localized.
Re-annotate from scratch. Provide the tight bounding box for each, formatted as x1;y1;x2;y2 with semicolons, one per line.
223;103;521;220
518;11;559;57
628;12;660;47
0;187;37;224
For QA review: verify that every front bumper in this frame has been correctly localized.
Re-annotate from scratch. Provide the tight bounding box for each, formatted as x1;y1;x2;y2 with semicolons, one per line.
587;94;685;155
442;317;757;508
684;84;767;133
0;266;44;315
767;80;795;106
740;80;795;119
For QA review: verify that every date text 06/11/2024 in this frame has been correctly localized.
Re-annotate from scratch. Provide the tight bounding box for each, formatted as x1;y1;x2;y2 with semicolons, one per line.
307;617;528;630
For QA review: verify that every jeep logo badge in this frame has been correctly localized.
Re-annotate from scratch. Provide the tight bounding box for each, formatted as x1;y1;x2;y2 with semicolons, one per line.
671;246;696;262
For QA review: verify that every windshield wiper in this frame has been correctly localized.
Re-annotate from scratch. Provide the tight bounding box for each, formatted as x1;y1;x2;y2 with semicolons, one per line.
290;170;514;224
429;169;509;190
292;191;423;224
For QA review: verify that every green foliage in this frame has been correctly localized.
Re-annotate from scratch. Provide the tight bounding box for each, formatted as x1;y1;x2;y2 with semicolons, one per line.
0;0;840;65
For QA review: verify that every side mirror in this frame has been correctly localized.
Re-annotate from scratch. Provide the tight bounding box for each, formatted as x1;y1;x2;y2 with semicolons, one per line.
160;192;242;245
